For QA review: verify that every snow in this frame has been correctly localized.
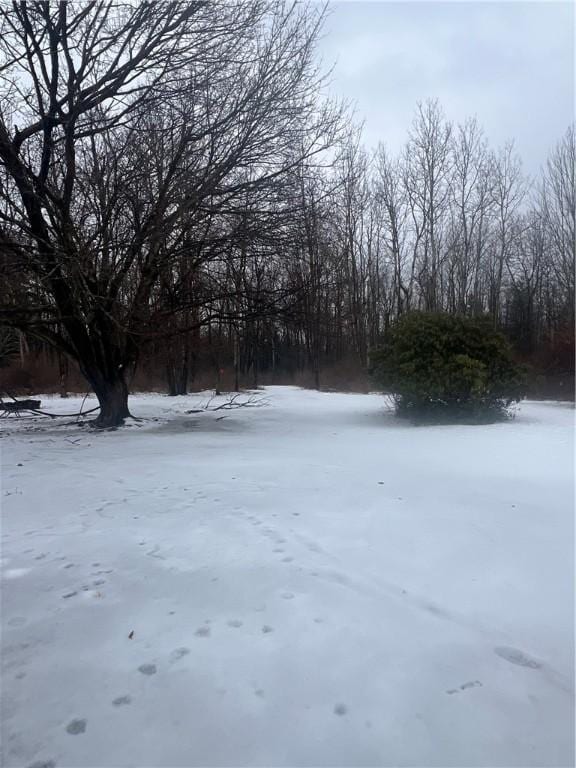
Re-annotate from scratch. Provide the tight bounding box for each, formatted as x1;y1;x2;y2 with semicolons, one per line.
1;387;574;768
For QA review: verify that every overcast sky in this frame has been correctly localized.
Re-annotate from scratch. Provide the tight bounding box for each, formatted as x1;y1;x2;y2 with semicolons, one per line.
318;1;574;174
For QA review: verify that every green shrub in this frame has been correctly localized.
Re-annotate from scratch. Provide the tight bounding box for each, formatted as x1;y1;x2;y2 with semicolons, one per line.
371;312;526;423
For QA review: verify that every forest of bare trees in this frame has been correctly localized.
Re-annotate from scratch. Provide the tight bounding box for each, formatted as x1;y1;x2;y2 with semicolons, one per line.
1;2;574;425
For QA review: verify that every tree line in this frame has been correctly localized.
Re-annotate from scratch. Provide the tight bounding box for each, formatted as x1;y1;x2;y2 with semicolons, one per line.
0;2;573;425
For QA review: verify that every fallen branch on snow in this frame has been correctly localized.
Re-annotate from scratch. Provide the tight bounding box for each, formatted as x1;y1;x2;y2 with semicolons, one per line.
186;392;269;414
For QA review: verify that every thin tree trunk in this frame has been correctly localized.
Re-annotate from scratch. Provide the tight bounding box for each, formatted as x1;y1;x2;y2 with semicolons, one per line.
166;337;189;396
233;333;240;392
58;352;69;398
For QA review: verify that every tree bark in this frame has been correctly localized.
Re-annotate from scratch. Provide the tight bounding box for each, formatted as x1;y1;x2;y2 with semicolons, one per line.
233;334;240;392
166;339;189;396
58;352;69;398
90;374;131;428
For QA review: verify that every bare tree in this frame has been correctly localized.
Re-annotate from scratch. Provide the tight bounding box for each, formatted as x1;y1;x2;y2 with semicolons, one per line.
541;124;575;329
445;117;491;313
374;145;410;314
0;0;340;425
486;142;526;322
404;100;452;311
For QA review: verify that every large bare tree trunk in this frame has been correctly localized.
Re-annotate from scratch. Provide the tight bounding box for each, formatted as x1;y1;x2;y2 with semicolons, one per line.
87;371;131;428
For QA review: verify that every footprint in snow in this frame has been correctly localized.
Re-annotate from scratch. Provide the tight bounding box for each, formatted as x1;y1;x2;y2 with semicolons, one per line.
112;695;132;707
446;680;482;694
65;719;87;735
281;592;295;600
460;680;482;690
262;625;274;634
138;664;157;675
494;646;542;669
227;620;243;628
195;626;211;637
334;703;347;716
169;647;190;662
27;761;56;768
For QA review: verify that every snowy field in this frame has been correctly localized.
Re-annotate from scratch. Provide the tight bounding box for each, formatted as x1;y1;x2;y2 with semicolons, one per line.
1;386;574;768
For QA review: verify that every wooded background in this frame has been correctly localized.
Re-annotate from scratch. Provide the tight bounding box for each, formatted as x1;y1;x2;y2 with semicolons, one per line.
1;2;573;423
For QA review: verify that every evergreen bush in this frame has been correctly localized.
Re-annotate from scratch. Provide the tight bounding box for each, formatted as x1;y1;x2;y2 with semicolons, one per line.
371;313;526;423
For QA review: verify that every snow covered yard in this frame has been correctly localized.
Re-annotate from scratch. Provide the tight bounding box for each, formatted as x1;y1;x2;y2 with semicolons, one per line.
1;386;574;768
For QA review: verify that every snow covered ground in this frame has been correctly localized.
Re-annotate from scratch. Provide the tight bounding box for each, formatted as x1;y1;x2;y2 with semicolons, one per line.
1;387;574;768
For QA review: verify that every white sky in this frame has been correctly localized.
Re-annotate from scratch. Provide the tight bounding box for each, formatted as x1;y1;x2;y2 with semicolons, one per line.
318;1;575;174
